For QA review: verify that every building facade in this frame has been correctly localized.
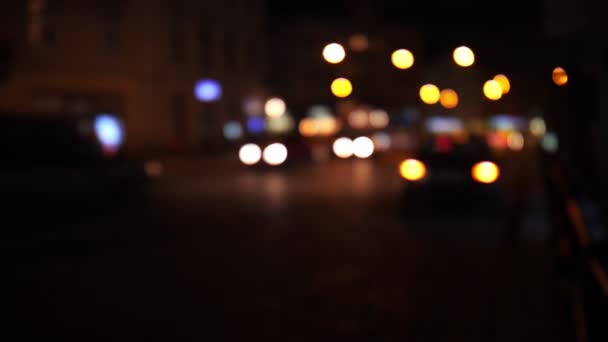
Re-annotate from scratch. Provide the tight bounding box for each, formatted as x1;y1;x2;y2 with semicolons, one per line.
543;0;608;185
0;0;267;155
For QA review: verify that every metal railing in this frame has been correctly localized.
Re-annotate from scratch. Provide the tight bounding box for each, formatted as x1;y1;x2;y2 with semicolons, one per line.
545;156;608;342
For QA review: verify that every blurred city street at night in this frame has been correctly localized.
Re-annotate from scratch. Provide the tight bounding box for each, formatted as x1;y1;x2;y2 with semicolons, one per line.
2;0;607;340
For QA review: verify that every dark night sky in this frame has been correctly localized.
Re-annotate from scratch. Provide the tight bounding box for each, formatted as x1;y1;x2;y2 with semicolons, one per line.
267;0;544;42
268;0;546;70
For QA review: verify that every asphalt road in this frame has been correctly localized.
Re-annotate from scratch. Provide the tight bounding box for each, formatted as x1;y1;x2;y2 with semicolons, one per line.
3;150;575;341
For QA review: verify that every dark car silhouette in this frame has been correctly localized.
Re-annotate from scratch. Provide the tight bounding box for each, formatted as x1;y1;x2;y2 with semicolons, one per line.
399;134;505;215
0;113;147;219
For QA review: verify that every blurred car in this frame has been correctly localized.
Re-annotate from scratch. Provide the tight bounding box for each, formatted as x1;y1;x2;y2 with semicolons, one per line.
0;113;147;216
238;133;313;168
398;134;505;214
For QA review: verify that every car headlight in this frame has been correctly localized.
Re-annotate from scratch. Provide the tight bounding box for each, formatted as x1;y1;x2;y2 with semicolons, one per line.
262;143;288;166
399;159;426;181
471;161;500;184
239;143;262;166
332;137;354;159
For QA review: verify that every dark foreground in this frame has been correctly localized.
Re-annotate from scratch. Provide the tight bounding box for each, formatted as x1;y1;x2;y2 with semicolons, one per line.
2;153;575;341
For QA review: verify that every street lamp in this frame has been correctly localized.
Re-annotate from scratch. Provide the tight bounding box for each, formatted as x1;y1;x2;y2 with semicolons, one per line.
331;78;353;98
391;49;414;70
493;74;511;94
322;43;346;64
453;46;475;67
439;89;459;109
419;84;440;104
483;80;502;100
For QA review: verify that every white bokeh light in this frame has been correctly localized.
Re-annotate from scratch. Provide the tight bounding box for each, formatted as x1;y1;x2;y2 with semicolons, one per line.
453;46;475;67
263;143;288;166
322;43;346;64
239;143;262;165
353;136;374;159
94;114;124;152
332;137;354;159
265;97;286;118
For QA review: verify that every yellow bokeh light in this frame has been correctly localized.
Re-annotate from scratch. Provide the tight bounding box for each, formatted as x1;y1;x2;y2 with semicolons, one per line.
331;78;353;98
439;88;459;109
316;116;341;136
453;46;475;67
552;67;568;86
391;49;414;70
298;118;319;137
399;159;426;181
322;43;346;64
471;161;500;184
483;80;503;100
419;84;440;104
493;74;511;94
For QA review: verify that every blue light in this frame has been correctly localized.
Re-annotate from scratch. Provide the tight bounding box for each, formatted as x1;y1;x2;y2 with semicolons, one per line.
490;114;527;131
246;117;265;134
223;121;243;140
425;116;463;133
94;114;124;151
194;79;222;102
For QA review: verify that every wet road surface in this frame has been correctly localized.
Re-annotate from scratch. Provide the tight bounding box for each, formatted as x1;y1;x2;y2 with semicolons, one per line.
3;152;574;341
